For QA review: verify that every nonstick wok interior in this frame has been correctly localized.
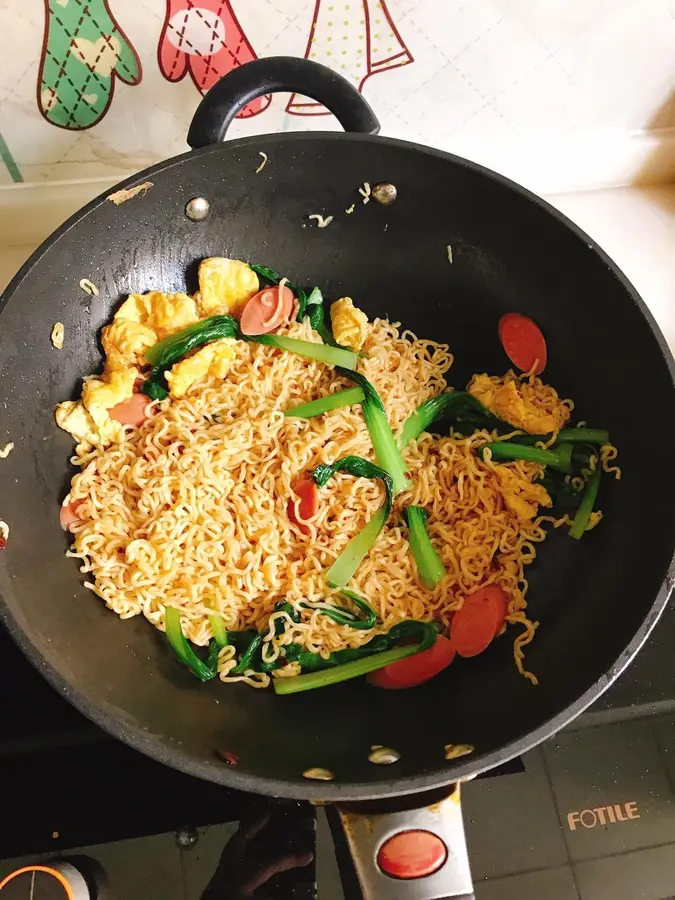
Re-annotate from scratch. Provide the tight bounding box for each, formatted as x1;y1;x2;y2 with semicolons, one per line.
0;133;673;801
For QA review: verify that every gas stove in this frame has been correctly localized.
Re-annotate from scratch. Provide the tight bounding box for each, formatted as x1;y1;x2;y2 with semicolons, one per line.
2;600;675;899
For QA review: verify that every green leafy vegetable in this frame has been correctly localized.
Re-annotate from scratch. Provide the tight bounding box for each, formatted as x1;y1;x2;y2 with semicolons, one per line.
312;455;393;506
404;507;446;589
284;620;437;671
311;456;393;588
480;441;572;472
569;465;601;540
231;633;264;675
254;334;356;369
337;368;409;495
284;387;365;419
142;381;168;401
144;315;239;368
303;590;378;630
142;315;240;398
398;391;509;448
275;621;437;694
164;606;217;681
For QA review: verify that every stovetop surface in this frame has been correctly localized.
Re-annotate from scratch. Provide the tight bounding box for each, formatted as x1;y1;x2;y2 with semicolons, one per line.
2;600;675;900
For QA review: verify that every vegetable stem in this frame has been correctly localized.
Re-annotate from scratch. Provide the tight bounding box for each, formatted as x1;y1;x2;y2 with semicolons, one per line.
398;393;459;448
510;428;610;446
363;402;409;494
556;428;610;444
481;442;572;472
338;368;409;494
253;334;356;369
284;387;365;418
274;644;422;694
569;466;601;539
208;614;229;648
164;607;217;681
404;507;446;589
325;505;388;588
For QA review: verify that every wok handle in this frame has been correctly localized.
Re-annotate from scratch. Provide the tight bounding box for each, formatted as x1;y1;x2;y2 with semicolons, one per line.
336;784;475;900
187;56;381;149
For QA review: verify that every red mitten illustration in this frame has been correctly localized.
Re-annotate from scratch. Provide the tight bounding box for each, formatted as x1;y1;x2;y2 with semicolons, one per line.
287;0;413;116
158;0;271;117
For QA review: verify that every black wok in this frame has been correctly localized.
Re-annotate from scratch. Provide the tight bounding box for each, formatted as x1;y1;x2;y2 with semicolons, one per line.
1;58;674;899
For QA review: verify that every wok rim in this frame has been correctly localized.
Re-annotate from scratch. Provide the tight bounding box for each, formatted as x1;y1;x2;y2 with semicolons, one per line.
1;130;674;802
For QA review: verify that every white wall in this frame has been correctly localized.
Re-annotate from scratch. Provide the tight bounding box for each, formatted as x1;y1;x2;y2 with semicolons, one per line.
0;0;674;193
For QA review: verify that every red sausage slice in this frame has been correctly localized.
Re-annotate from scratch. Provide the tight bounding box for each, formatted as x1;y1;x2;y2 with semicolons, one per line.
498;313;547;375
287;476;319;535
240;285;295;336
367;634;456;689
109;392;151;427
60;499;83;531
451;585;508;658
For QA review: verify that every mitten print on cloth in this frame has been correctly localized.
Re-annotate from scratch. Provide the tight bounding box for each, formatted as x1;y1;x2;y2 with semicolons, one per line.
38;0;141;130
287;0;413;116
158;0;271;118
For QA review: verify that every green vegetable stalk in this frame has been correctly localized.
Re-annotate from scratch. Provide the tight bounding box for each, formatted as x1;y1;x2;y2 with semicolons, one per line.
254;334;357;369
208;614;229;648
398;391;509;448
325;505;388;589
557;428;610;445
404;507;446;589
569;465;601;539
284;387;366;419
480;441;572;472
164;606;217;681
275;621;437;694
338;368;409;495
312;456;393;588
509;428;610;447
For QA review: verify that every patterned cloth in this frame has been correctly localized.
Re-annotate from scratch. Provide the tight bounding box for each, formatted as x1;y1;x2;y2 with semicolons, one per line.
39;0;141;130
158;0;271;117
287;0;413;115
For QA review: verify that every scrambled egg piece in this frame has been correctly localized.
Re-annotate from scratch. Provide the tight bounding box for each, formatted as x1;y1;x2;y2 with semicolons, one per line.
102;291;199;371
330;297;368;350
116;291;199;338
55;400;125;446
494;467;552;520
165;339;236;399
196;258;259;317
469;373;570;435
102;319;157;371
82;368;137;429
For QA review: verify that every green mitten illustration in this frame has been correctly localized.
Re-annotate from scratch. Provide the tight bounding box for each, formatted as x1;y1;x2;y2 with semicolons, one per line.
39;0;142;130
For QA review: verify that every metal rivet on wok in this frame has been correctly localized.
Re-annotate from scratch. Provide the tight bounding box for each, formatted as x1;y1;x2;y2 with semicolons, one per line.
368;745;400;765
303;767;335;781
372;182;397;205
185;196;210;221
